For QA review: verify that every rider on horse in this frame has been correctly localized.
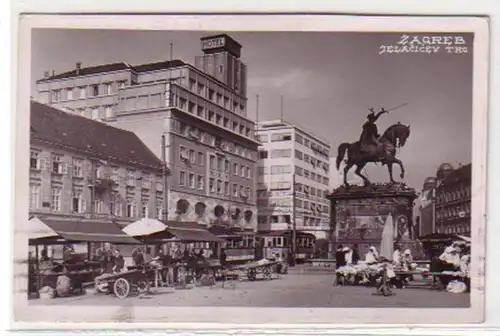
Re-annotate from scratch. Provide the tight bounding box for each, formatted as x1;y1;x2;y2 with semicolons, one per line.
360;108;388;157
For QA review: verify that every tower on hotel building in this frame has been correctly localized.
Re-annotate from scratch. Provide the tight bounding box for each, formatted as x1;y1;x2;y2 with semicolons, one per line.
35;34;259;230
255;119;332;239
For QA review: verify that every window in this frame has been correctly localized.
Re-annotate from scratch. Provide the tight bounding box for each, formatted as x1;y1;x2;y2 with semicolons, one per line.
208;111;215;122
197;175;204;190
30;150;41;169
104;83;112;95
215;114;222;125
94;199;104;214
117;81;126;89
295;150;303;160
51;188;61;211
179;171;186;186
270;181;291;190
179;146;188;161
271;149;292;158
197;106;204;118
156;179;163;192
72;191;86;213
126;169;136;186
72;158;83;178
209;178;215;193
246;167;251;178
216;93;222;104
304;138;310;147
209;155;216;169
126;202;136;218
91;84;99;97
78;86;86;99
240;165;245;177
258;150;268;159
188;173;195;188
111;167;120;183
232;121;238;132
246;187;251;200
52;90;61;102
91;107;100;120
142;173;151;189
51;154;65;174
271;132;292;142
233;163;238;175
189;79;196;91
66;88;74;100
156;202;164;219
295;166;303;176
217;157;223;171
197;83;204;95
141;202;149;218
188;102;195;114
104;105;114;119
257;167;267;175
224;182;230;195
189;149;196;164
271;165;292;175
223;117;229;128
239;125;245;134
29;185;40;209
197;152;205;166
208;89;215;100
224;159;230;173
233;184;238;197
257;134;269;142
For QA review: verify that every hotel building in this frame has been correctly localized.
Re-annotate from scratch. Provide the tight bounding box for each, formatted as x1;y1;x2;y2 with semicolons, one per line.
255;119;331;239
35;34;260;230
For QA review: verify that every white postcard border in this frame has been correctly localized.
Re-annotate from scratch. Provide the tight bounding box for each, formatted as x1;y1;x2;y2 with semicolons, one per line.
12;14;489;328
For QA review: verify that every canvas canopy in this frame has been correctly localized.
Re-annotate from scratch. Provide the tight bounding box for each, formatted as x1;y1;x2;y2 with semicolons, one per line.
122;218;167;237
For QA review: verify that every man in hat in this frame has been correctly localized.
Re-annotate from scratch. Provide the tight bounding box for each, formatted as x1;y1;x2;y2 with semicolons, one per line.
359;108;389;157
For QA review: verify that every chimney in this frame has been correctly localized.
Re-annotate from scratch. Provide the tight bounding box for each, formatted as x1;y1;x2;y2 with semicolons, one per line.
51;70;55;76
76;61;82;75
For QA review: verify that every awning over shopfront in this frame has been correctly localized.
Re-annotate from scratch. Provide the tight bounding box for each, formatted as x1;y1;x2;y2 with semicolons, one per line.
208;225;255;239
124;219;224;243
40;218;140;244
418;233;470;243
27;216;59;240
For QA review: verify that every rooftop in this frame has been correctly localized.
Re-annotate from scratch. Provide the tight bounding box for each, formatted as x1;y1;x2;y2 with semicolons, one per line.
30;100;166;172
36;59;186;83
256;119;331;148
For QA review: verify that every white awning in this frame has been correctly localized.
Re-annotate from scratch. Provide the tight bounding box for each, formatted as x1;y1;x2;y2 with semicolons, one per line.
122;218;167;237
28;216;59;240
456;235;471;243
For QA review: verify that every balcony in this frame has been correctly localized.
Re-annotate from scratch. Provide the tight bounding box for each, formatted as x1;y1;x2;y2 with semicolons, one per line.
87;175;115;192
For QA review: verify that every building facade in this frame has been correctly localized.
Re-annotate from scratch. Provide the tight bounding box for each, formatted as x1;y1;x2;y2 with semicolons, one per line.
415;163;472;237
35;34;259;230
255;119;331;239
29;100;167;226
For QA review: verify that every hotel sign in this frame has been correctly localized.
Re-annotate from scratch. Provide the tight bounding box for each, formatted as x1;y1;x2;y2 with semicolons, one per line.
202;36;226;51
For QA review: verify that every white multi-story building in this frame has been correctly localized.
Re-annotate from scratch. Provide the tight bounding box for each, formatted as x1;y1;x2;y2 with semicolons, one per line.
35;34;260;230
255;119;331;239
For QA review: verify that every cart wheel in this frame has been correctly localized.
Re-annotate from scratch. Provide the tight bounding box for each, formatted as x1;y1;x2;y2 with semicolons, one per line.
247;269;256;281
113;278;130;299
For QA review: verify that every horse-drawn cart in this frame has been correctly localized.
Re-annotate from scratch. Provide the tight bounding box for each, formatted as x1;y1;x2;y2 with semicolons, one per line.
94;266;156;299
232;259;279;281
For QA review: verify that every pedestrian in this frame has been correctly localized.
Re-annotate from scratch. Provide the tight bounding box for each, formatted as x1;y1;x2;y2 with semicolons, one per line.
113;249;125;273
351;244;361;264
335;245;347;269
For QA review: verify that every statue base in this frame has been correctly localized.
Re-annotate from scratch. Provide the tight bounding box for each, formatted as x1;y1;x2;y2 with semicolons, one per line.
327;182;419;258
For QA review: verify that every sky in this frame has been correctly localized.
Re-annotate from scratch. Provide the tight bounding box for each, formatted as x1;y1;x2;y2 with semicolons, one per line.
31;29;474;190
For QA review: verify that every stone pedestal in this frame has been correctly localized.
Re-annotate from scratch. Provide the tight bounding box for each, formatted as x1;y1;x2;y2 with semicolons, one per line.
327;182;418;258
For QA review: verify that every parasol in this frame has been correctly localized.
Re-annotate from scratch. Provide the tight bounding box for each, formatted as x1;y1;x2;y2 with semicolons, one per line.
379;213;394;260
122;218;167;237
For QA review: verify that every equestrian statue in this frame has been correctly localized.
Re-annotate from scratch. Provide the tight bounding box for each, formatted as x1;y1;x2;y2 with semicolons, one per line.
336;107;411;187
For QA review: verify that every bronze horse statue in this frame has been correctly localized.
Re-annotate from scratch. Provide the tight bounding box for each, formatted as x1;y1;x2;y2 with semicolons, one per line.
336;123;411;186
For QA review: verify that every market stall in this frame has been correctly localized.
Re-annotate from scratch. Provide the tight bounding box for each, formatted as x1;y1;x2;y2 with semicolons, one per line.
122;218;226;287
27;216;140;299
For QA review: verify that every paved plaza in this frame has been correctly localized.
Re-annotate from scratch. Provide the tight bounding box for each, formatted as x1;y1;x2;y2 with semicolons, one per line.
31;273;470;308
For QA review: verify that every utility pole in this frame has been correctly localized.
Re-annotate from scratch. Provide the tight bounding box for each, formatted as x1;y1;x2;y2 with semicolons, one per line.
291;173;297;266
161;134;169;221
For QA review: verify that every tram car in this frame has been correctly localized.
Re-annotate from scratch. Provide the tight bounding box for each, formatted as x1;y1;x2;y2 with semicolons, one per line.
255;230;316;263
209;226;256;265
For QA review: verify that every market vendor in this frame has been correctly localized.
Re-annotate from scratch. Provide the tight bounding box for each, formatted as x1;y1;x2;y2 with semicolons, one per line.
95;243;115;274
132;247;145;266
335;245;347;269
439;246;461;271
365;246;379;264
392;245;402;266
113;249;125;273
